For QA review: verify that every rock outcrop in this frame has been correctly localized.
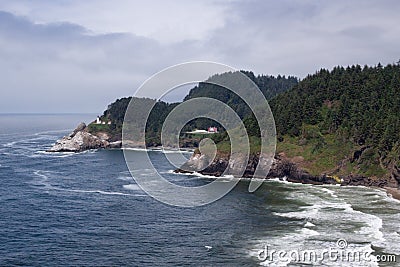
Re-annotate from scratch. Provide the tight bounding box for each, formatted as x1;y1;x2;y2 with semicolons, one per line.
47;123;121;152
175;152;397;187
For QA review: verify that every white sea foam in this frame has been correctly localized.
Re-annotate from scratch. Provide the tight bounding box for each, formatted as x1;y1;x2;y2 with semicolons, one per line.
159;170;176;174
384;192;400;204
32;170;142;197
122;147;149;152
160;149;193;154
67;189;133;196
123;184;142;191
3;140;17;147
274;203;322;219
318;186;338;198
33;170;48;180
117;175;133;181
274;187;385;245
171;170;218;179
248;183;399;266
4;136;52;148
264;177;294;185
334;192;385;242
300;227;319;236
32;151;76;158
32;149;99;158
356;214;384;241
34;129;72;135
305;221;316;227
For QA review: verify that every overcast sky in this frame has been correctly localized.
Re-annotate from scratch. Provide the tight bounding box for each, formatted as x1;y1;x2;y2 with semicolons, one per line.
1;0;399;113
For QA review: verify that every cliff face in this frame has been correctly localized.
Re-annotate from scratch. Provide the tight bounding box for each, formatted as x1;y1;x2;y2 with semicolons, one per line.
175;152;399;188
47;123;121;152
48;123;399;190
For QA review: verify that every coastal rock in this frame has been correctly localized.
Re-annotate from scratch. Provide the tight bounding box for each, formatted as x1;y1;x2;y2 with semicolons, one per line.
177;152;216;173
391;165;400;188
69;122;86;138
108;141;122;149
47;123;109;152
176;152;341;186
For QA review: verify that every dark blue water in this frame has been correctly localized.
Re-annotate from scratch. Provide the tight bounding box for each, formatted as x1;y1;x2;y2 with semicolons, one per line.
0;114;399;266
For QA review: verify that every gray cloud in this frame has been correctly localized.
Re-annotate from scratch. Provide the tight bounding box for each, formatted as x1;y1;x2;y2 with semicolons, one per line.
0;11;204;113
209;0;400;75
0;0;399;113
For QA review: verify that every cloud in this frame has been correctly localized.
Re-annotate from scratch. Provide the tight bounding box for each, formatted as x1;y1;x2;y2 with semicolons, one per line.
0;1;399;113
0;0;229;44
0;11;210;113
208;0;400;75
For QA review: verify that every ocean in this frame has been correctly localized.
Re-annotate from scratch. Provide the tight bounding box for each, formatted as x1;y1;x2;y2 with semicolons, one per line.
0;114;399;266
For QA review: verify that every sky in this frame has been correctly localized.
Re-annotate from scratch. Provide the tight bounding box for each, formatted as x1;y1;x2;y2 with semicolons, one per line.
0;0;399;113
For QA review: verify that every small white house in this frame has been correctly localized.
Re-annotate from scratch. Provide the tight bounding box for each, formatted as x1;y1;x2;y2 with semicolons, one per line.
95;116;111;125
186;127;218;134
207;127;218;133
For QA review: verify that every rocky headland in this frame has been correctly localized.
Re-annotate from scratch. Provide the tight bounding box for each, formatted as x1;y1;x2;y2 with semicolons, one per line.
48;123;400;200
47;122;121;152
175;150;400;193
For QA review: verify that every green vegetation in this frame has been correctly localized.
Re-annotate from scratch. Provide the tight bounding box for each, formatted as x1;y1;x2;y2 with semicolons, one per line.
276;132;356;176
184;71;297;120
88;63;400;179
271;63;400;178
89;71;297;147
87;123;110;133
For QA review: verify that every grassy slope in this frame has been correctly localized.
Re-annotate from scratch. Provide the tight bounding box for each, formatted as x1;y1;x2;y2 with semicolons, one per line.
276;133;388;178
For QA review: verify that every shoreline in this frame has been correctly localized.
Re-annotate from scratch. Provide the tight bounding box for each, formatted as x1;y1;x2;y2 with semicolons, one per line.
174;168;400;201
384;187;400;201
46;124;400;200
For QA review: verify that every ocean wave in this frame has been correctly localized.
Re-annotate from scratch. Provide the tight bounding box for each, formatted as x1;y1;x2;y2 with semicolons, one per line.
121;147;149;152
300;227;320;236
274;203;323;219
34;129;72;136
123;184;142;191
32;150;76;158
273;187;385;247
31;149;99;158
32;170;142;197
3;135;55;148
317;186;338;198
64;189;133;196
356;215;383;241
160;149;193;154
305;221;316;227
117;175;134;181
122;147;194;154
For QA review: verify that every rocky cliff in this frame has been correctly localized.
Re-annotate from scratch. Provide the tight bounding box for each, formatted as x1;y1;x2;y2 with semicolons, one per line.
175;151;399;188
47;123;121;152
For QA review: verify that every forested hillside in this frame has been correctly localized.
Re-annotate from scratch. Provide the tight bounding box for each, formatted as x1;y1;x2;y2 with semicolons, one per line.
89;71;297;145
184;71;298;119
87;63;400;180
271;63;400;178
88;97;178;144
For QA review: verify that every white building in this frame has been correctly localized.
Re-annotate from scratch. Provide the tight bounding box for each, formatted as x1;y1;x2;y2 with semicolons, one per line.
95;116;111;125
207;127;218;133
186;127;218;134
